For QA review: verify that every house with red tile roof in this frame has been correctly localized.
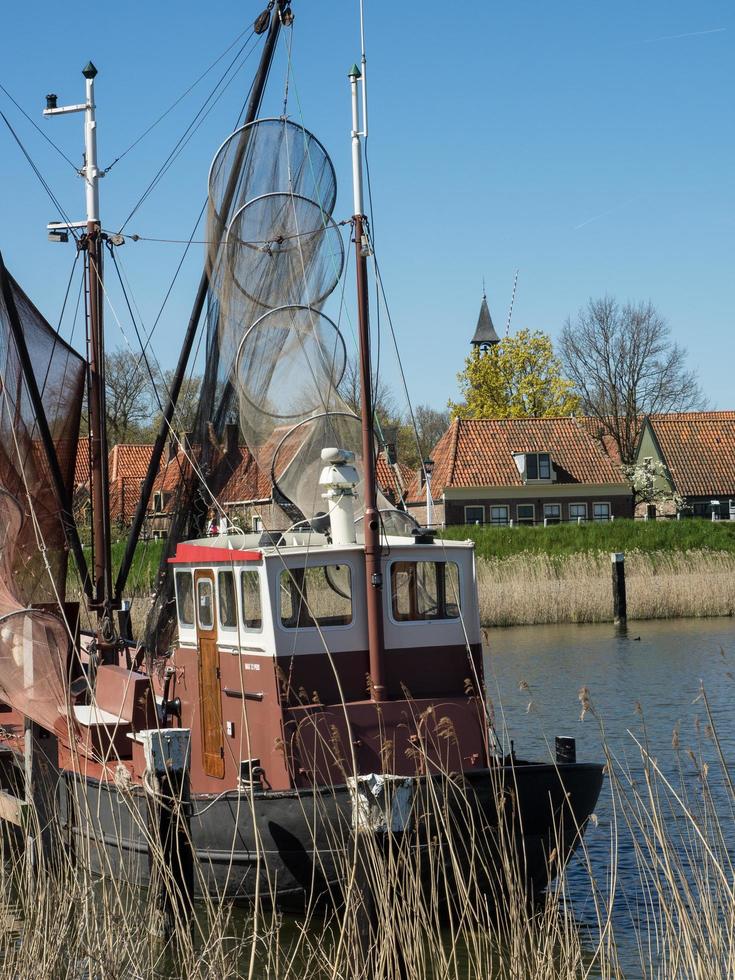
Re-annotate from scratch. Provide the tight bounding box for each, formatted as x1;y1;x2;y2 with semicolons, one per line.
405;417;632;527
100;423;415;537
635;411;735;519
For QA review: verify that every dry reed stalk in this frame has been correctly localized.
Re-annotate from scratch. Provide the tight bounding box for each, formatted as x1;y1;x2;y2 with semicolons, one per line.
476;550;735;627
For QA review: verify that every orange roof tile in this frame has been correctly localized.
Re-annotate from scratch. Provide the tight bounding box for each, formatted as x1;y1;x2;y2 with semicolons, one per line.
375;452;413;501
109;444;154;483
647;411;735;497
405;417;627;501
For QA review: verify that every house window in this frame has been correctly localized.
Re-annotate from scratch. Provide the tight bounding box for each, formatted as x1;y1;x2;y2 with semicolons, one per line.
218;571;238;629
240;570;263;631
569;503;587;522
593;502;611;522
153;491;164;513
516;504;535;526
543;503;561;525
464;505;485;525
390;561;460;622
489;505;509;525
280;564;353;629
525;453;552;481
175;571;194;627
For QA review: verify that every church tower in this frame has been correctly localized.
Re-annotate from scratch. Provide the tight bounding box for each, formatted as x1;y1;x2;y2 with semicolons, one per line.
470;288;500;350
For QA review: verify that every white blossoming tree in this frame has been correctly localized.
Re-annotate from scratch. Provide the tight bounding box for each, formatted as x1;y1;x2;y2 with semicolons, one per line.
623;456;684;512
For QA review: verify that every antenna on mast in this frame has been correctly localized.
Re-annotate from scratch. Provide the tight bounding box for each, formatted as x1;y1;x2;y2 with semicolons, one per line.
359;0;368;139
505;268;519;336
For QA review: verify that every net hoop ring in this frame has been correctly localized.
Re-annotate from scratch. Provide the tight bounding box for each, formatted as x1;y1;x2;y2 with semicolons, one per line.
207;117;338;224
269;409;362;489
234;304;347;421
224;193;345;308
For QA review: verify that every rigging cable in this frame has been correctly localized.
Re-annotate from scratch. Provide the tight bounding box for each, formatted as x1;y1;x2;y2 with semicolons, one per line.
0;111;81;243
117;29;262;234
103;24;257;173
0;81;78;171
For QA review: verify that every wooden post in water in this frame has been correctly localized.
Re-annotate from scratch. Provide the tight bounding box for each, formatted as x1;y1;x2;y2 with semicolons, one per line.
611;552;627;626
140;728;193;938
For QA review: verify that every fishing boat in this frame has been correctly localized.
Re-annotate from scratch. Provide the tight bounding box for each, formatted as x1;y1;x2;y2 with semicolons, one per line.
0;0;602;908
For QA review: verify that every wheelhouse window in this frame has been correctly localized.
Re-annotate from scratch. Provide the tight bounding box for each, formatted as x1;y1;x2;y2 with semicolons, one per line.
489;505;509;526
569;502;587;521
280;564;353;629
517;504;535;526
593;502;611;521
390;561;460;622
197;579;214;630
218;571;237;629
464;505;485;525
240;570;262;631
543;503;561;525
175;571;194;627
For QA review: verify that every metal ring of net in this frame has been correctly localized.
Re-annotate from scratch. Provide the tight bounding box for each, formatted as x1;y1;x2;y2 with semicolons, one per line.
207;117;338;236
269;410;363;508
224;193;345;310
234;305;347;422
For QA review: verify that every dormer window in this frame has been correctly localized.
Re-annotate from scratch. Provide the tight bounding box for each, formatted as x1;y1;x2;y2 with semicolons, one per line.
513;452;554;483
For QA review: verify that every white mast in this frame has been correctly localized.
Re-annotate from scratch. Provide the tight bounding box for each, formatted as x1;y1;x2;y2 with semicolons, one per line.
44;61;103;232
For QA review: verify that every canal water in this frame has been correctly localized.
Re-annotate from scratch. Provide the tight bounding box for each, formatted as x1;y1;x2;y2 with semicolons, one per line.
485;616;735;977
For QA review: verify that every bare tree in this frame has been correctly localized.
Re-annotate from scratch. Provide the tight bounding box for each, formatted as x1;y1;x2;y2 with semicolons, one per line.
338;355;398;422
148;368;202;435
399;404;450;467
104;347;152;445
559;297;706;462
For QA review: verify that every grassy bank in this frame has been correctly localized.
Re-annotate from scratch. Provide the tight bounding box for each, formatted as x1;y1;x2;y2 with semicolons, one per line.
68;537;165;598
476;549;735;626
442;518;735;559
439;520;735;625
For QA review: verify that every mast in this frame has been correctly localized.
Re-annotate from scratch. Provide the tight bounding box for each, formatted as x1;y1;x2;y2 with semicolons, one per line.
45;63;115;648
114;1;289;602
349;65;386;702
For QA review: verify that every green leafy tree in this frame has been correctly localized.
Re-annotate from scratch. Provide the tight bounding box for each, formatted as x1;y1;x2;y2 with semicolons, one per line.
449;329;580;419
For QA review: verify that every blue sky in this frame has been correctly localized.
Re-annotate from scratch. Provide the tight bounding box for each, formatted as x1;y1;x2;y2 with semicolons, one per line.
0;1;732;415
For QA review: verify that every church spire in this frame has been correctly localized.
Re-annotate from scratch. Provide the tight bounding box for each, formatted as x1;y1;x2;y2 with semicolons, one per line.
471;287;500;349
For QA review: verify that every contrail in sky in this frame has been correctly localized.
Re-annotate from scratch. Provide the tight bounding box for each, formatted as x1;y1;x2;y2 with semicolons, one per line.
642;27;726;43
574;198;637;231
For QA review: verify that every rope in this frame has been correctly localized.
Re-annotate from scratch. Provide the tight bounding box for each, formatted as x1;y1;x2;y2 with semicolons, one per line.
103;25;256;173
0;81;78;171
117;30;262;234
0;110;81;243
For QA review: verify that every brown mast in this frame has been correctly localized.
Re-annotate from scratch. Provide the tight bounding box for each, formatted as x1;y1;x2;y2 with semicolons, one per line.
349;65;386;702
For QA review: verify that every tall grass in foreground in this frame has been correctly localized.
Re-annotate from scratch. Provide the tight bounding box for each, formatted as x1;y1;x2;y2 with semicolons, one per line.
476;550;735;626
1;683;734;979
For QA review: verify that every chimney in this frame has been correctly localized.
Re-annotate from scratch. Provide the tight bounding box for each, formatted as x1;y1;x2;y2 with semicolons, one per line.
382;426;398;466
226;421;239;456
166;435;178;464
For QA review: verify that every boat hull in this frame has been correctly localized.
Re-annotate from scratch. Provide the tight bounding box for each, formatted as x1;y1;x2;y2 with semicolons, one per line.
60;761;603;907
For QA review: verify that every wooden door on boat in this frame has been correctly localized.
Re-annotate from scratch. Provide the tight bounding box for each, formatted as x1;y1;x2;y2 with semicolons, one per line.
194;570;225;778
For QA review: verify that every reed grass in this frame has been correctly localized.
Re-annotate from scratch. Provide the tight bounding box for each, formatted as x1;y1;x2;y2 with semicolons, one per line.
477;549;735;626
1;671;734;979
3;685;735;979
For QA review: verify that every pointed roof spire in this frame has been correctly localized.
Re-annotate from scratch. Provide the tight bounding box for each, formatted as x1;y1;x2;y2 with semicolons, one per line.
471;289;500;348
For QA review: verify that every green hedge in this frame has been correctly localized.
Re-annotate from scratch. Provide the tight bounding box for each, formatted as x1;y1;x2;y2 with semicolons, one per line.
440;518;735;560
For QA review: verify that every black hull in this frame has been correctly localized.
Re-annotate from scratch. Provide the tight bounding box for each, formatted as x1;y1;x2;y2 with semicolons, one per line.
61;761;603;907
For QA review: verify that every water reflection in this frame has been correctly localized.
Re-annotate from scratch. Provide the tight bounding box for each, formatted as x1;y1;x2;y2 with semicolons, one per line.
485;616;735;978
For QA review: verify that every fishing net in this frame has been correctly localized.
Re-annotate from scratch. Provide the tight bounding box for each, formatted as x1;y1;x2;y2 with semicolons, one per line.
146;115;414;650
0;263;84;728
207;116;361;520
